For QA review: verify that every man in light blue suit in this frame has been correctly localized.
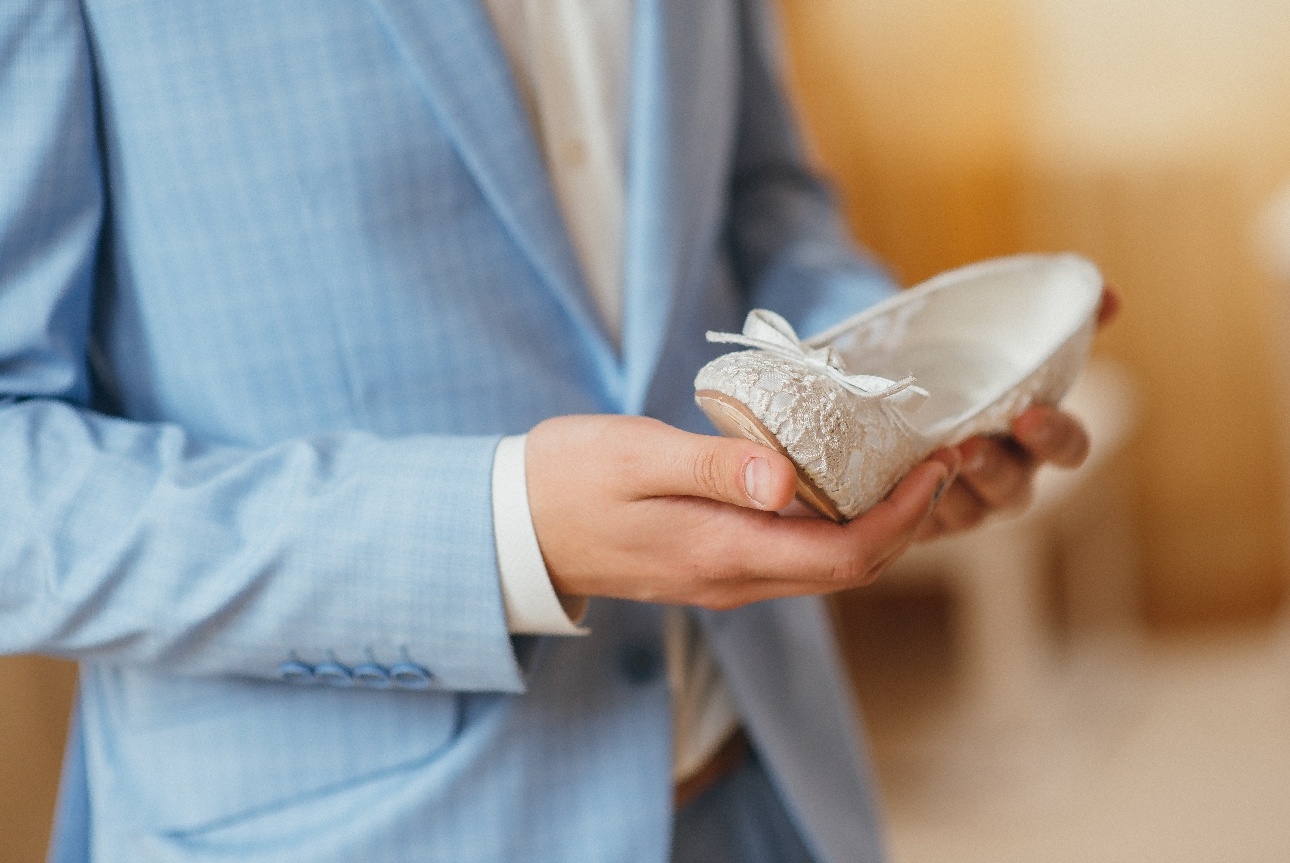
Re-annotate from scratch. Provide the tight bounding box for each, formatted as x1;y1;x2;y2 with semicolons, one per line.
0;1;1100;861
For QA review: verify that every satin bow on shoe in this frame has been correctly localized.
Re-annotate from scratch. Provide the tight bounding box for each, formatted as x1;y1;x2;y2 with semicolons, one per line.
706;310;929;409
697;255;1103;521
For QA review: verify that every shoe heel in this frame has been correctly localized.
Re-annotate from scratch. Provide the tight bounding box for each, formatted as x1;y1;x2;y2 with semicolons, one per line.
695;389;846;523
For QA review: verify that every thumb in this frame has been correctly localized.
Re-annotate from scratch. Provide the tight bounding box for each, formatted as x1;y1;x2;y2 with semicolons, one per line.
630;424;799;511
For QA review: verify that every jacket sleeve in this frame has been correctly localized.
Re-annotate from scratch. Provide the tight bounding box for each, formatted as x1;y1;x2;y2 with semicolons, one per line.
727;0;899;336
0;1;525;693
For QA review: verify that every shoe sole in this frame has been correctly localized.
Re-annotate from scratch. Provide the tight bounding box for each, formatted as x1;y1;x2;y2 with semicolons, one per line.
695;389;846;524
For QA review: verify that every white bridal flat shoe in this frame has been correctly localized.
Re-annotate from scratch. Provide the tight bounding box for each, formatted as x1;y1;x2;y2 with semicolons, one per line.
694;253;1103;522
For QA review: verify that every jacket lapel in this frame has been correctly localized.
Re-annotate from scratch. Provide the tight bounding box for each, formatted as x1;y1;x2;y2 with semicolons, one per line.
364;0;620;388
621;0;737;414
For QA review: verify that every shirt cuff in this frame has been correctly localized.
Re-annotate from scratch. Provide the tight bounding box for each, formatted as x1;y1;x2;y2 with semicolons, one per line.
492;435;588;635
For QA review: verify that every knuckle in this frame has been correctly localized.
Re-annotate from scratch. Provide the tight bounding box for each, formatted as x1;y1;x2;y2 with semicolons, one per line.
829;555;870;586
615;433;648;472
691;448;726;498
860;561;890;586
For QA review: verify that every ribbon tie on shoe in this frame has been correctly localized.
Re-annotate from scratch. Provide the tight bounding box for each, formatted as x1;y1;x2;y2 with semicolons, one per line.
707;310;929;408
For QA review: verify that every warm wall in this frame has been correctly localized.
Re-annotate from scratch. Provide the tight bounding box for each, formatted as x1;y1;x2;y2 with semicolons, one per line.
0;657;75;863
1018;0;1290;621
779;0;1028;282
779;0;1290;623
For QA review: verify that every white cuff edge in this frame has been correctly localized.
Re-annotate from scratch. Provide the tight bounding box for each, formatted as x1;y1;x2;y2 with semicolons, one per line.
492;435;589;635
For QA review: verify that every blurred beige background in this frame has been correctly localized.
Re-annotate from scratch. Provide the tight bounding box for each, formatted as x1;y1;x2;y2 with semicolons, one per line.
782;0;1290;623
782;0;1290;860
5;0;1290;860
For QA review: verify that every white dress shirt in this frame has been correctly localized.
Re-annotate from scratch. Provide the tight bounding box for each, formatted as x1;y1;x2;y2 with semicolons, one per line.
481;0;740;783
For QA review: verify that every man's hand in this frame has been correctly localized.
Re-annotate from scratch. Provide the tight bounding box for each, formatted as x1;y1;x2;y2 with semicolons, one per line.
529;288;1119;602
914;405;1088;540
916;284;1122;542
526;415;960;610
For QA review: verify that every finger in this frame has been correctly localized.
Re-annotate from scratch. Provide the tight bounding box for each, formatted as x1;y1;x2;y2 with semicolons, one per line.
837;451;959;567
733;453;958;586
914;480;991;540
620;419;799;511
1010;406;1090;469
788;453;959;587
1097;284;1122;329
855;513;935;586
954;435;1035;511
695;546;926;607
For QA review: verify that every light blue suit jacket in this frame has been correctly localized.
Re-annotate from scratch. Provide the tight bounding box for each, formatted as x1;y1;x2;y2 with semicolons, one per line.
0;1;896;860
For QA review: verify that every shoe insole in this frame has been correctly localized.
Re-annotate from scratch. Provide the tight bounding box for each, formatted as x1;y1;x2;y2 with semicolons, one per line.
866;339;1023;436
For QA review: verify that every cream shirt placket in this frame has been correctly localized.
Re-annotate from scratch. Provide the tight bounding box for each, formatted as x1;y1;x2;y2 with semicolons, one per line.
481;0;740;783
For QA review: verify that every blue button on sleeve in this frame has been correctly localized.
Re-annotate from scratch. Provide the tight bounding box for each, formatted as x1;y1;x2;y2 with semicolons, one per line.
352;663;393;689
276;661;314;685
389;663;433;690
313;662;354;687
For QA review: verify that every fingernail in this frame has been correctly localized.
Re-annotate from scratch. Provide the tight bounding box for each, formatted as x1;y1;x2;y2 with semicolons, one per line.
935;447;963;477
932;477;949;507
744;457;771;508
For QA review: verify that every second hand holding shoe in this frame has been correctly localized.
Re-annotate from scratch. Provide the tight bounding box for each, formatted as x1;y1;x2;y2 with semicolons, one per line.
694;253;1104;522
